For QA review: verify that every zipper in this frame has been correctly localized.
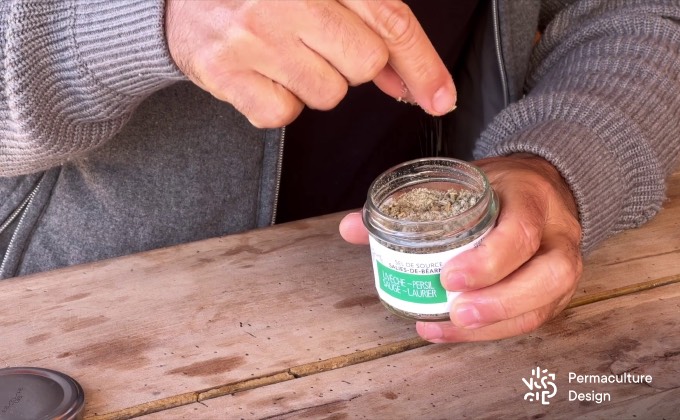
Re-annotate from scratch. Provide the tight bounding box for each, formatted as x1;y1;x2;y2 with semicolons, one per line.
269;126;286;225
0;174;45;278
0;192;33;236
492;0;510;107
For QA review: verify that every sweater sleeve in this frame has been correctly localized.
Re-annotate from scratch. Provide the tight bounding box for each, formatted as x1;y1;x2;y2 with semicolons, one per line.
0;0;185;176
474;1;680;254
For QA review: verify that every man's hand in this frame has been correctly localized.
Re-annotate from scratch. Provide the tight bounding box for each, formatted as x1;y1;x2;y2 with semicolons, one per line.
339;155;583;342
165;0;457;128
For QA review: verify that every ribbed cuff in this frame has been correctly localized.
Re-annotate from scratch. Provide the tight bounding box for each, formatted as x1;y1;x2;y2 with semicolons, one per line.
73;0;185;97
474;93;666;254
2;0;185;174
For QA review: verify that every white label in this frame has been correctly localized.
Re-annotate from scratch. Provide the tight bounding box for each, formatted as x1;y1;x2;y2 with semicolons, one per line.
369;227;491;316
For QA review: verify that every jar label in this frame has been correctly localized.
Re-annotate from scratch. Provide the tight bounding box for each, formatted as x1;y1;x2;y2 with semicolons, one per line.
368;228;491;316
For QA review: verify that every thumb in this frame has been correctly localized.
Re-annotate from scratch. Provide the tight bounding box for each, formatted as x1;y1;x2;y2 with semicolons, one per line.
339;212;370;244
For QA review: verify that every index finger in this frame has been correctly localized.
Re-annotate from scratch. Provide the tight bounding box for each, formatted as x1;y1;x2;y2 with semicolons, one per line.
339;0;457;115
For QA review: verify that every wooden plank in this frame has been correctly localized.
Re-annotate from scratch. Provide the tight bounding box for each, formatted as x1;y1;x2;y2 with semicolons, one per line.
0;213;416;419
141;282;680;419
1;174;678;419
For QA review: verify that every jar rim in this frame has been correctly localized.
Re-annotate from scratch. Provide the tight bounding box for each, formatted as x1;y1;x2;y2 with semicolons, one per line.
365;157;492;227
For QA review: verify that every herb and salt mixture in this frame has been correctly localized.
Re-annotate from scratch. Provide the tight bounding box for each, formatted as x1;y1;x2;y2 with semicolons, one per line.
379;187;481;222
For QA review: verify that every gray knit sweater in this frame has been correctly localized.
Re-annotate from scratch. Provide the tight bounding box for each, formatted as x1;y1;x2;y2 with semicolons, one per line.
1;0;679;278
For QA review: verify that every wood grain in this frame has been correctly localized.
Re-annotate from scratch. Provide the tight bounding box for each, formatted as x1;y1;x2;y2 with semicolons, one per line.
142;282;680;419
0;214;417;418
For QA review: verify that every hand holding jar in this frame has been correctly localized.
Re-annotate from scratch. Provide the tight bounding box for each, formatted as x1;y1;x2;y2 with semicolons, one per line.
339;154;583;342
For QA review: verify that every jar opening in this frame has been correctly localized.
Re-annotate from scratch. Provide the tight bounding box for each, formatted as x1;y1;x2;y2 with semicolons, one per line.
375;180;486;226
363;158;498;248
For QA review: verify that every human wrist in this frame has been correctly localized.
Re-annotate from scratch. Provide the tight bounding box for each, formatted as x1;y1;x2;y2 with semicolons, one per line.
507;153;578;219
476;153;579;223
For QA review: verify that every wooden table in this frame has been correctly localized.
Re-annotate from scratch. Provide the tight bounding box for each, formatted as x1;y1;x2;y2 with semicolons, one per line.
2;172;679;419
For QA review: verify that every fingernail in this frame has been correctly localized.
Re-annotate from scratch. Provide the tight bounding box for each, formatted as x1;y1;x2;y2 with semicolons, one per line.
417;322;443;341
453;304;480;328
432;83;456;115
441;269;466;290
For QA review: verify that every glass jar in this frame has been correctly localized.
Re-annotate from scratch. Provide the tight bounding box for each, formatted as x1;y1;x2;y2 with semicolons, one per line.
362;157;499;321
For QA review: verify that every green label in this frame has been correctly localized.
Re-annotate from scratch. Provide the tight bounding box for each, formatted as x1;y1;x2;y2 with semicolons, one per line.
376;261;447;304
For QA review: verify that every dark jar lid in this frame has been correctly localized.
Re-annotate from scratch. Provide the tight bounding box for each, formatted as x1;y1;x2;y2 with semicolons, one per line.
0;367;84;420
